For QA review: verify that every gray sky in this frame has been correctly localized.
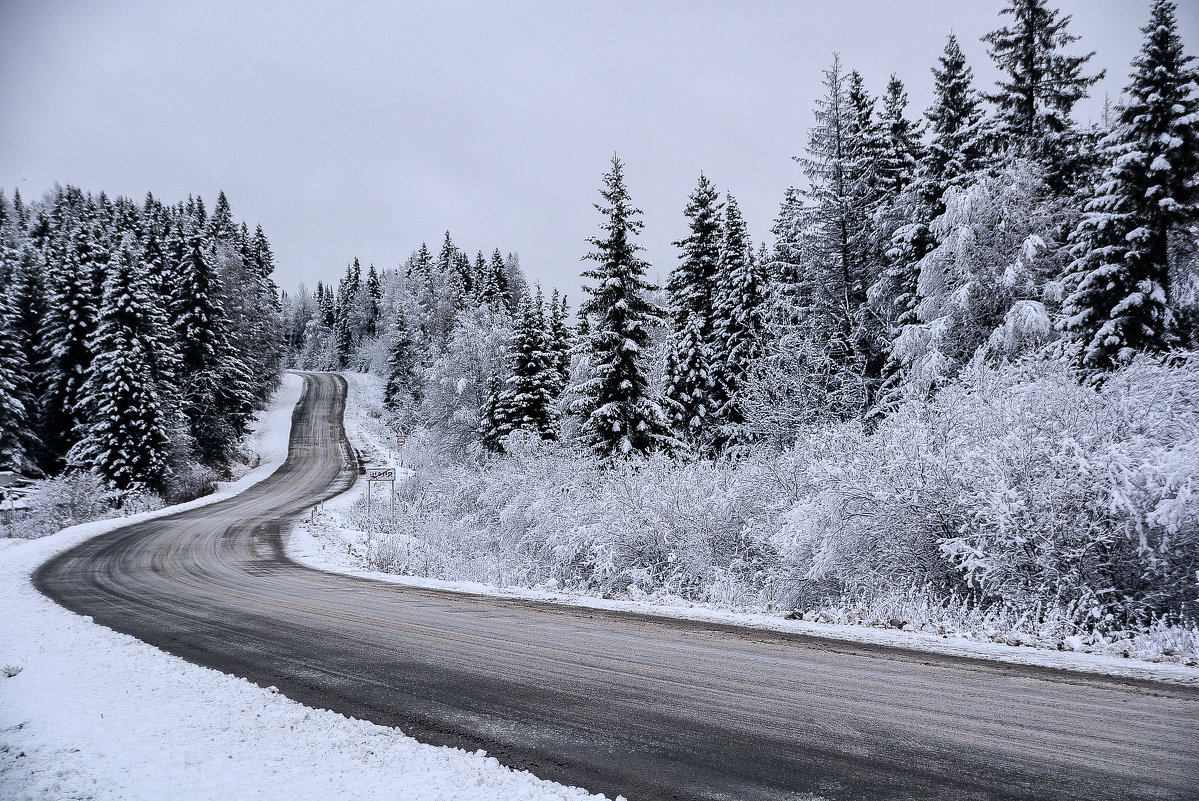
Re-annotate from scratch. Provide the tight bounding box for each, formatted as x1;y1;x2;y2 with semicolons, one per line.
2;0;1195;301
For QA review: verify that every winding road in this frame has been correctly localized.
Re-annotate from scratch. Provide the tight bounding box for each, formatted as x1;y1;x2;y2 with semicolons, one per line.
34;372;1199;801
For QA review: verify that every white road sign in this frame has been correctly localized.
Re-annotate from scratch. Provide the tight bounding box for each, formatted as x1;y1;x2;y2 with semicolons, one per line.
367;467;396;482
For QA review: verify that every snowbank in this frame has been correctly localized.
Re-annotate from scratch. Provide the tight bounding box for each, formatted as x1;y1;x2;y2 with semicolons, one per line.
1;372;603;801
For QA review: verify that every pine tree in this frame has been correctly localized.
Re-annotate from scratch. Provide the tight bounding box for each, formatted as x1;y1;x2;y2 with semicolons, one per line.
710;196;767;442
69;235;171;493
490;248;512;311
40;228;99;468
797;55;880;347
575;156;672;458
365;263;381;338
1062;0;1199;374
983;0;1104;183
11;241;50;470
0;286;36;473
667;174;724;329
479;374;506;453
547;289;571;394
921;34;988;212
209;191;235;242
384;312;418;411
334;259;361;366
492;292;558;447
663;175;723;445
174;230;252;464
876;75;924;200
845;70;886;211
662;314;711;447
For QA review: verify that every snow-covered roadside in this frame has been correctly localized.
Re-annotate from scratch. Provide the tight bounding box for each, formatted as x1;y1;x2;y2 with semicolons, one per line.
287;373;1199;688
0;372;605;801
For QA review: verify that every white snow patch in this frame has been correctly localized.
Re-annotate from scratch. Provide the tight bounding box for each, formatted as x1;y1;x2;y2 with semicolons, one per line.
1;372;606;801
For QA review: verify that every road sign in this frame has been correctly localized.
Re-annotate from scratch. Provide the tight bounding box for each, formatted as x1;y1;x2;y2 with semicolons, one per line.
366;466;396;518
367;467;395;482
396;433;407;449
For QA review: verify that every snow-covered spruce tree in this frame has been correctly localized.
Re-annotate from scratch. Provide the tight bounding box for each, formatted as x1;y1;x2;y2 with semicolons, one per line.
875;75;924;202
710;195;768;445
662;315;712;449
666;174;723;330
983;0;1103;187
920;34;988;213
69;235;172;494
334;258;361;368
845;70;885;213
174;230;253;466
364;262;382;338
490;291;558;448
40;229;98;469
384;311;419;412
1062;0;1199;374
479;374;506;453
663;174;722;446
575;156;673;458
547;289;572;394
0;285;36;473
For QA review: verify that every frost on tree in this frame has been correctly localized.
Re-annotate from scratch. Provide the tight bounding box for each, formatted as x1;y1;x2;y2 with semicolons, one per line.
983;0;1103;187
575;156;673;458
1063;0;1199;377
663;174;722;448
69;235;172;493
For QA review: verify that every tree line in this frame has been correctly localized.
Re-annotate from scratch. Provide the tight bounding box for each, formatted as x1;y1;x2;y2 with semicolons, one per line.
291;0;1199;465
0;187;283;501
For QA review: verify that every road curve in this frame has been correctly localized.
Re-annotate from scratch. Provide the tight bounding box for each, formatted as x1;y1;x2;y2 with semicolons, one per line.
34;372;1199;801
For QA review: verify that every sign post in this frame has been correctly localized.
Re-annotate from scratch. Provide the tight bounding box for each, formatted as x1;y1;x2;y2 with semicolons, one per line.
366;466;396;519
395;433;408;467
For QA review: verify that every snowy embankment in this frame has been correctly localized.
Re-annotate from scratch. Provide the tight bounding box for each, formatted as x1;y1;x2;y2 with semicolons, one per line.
288;373;1199;687
0;372;604;801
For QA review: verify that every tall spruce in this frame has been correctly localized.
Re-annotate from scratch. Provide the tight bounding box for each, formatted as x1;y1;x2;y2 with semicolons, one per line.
1062;0;1199;373
384;312;418;412
69;235;171;493
175;230;252;465
711;195;767;443
40;229;99;468
921;34;987;211
983;0;1103;182
876;75;924;200
797;55;879;358
575;156;672;458
663;175;723;444
0;286;36;473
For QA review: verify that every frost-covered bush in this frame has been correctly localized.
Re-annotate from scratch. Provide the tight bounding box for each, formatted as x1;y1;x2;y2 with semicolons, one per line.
12;471;121;539
346;352;1199;642
779;354;1199;631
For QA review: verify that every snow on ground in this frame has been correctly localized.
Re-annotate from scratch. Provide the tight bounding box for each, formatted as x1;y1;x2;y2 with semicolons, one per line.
287;373;1199;688
0;372;606;801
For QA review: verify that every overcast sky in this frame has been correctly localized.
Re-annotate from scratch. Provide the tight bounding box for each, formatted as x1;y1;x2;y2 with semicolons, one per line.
2;1;1196;301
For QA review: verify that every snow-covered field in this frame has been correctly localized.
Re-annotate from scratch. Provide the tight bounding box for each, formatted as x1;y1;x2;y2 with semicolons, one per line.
0;373;604;801
288;372;1199;688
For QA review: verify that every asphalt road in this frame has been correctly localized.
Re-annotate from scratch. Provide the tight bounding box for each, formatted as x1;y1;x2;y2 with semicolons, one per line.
34;372;1199;801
